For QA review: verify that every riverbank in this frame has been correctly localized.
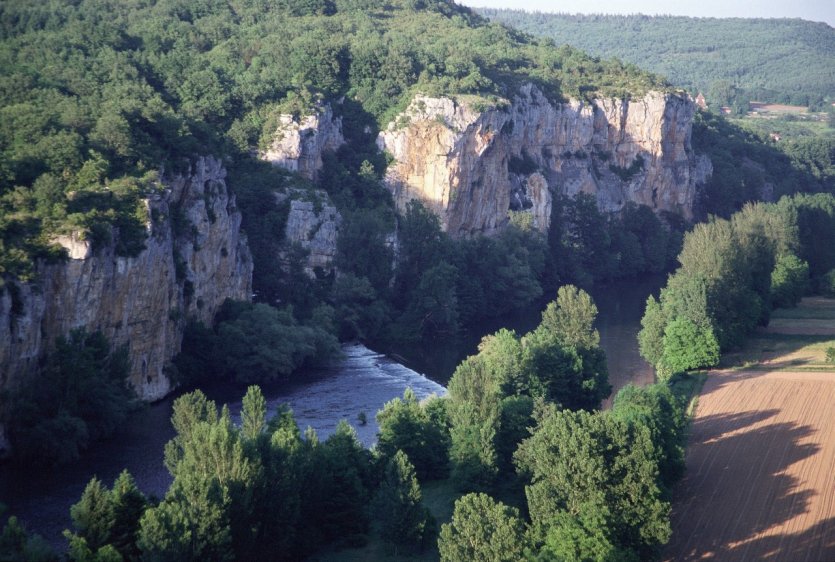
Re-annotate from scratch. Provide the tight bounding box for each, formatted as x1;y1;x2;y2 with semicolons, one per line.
0;276;663;552
0;345;445;551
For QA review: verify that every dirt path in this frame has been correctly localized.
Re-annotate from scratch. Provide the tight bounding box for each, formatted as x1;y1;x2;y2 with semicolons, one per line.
664;369;835;561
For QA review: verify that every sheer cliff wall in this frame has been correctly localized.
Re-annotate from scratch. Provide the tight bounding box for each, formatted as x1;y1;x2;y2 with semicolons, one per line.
378;84;711;236
0;157;252;407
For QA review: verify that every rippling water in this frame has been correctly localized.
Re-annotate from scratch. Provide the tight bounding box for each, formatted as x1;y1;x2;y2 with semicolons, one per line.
0;276;662;549
0;344;445;549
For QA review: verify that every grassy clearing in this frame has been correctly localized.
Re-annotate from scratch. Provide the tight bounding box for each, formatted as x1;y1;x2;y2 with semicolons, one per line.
723;334;835;371
720;297;835;372
770;299;835;320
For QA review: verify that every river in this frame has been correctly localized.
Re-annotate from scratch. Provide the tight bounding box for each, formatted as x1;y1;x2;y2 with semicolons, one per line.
0;275;663;549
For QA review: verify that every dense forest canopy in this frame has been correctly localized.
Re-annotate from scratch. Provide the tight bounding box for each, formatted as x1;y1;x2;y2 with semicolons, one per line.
478;9;835;110
0;0;671;282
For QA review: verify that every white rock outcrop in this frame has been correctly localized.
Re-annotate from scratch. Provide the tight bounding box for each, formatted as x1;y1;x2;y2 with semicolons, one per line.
261;104;345;181
378;85;708;236
0;156;253;406
277;189;341;276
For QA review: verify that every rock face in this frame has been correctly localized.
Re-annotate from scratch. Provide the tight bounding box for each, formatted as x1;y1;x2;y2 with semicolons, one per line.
277;189;341;276
261;103;345;181
0;156;252;405
378;84;708;236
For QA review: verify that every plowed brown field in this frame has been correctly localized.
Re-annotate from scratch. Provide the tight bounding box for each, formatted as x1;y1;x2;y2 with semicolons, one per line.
664;368;835;561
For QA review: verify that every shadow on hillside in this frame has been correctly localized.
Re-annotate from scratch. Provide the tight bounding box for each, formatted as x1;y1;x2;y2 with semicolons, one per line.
666;413;823;561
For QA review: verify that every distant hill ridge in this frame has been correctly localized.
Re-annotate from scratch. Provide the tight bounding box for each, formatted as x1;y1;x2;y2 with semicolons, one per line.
477;9;835;109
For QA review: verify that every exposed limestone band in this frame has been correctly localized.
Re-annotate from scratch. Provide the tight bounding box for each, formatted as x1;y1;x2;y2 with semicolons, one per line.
377;84;711;237
0;156;253;404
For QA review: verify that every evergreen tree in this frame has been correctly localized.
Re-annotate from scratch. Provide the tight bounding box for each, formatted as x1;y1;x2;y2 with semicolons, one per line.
241;386;267;442
373;450;433;554
68;478;114;552
108;471;147;561
0;514;57;562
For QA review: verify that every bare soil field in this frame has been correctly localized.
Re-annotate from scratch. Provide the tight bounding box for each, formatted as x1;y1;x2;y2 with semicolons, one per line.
665;299;835;561
749;102;809;114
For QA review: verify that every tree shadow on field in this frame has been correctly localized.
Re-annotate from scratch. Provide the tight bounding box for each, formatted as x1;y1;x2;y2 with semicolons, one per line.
688;408;779;444
665;413;823;561
728;516;835;562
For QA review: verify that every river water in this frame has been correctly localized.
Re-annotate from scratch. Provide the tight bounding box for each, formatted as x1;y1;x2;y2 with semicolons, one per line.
0;276;662;548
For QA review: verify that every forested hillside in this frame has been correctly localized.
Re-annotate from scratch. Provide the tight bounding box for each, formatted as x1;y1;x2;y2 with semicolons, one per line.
478;10;835;109
0;0;668;280
0;0;677;465
3;1;835;560
1;0;833;422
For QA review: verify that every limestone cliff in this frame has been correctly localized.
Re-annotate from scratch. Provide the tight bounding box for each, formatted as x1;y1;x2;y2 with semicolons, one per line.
0;156;252;406
378;84;708;236
261;103;345;181
277;189;341;277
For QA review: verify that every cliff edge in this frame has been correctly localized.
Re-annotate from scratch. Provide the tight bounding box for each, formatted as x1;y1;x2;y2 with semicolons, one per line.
378;84;711;236
0;157;252;409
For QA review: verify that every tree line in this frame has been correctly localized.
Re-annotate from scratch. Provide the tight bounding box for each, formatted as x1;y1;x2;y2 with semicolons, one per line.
639;192;835;378
2;285;695;561
0;0;665;283
478;9;835;110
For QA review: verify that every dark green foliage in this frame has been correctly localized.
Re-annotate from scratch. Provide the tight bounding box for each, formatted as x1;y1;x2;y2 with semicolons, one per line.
437;493;527;562
0;511;57;562
612;384;687;490
691;112;834;219
241;385;267;442
770;254;809;308
335;208;395;297
1;329;134;465
387;200;549;340
373;450;434;554
452;225;548;325
536;503;637;562
521;286;611;410
298;421;372;548
394;200;450;308
172;300;338;386
64;471;147;562
0;0;663;282
446;286;610;491
224;160;293;306
217;302;338;383
496;395;534;472
400;262;461;338
133;388;373;561
659;318;720;378
480;11;835;108
787;194;835;280
375;389;450;481
68;479;115;553
549;195;679;286
640;194;835;375
515;406;671;560
331;273;388;340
